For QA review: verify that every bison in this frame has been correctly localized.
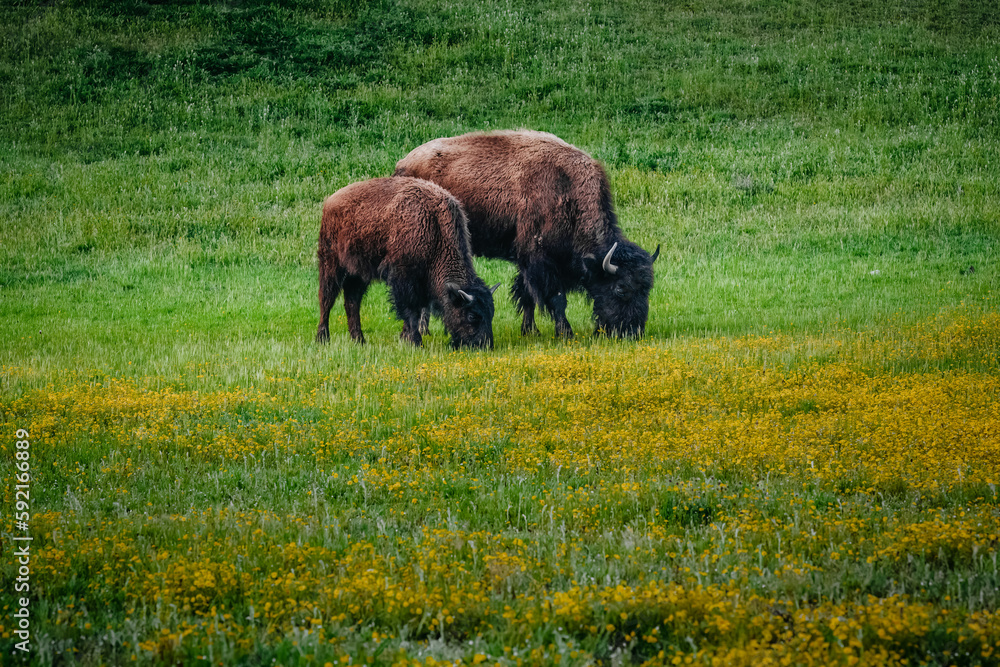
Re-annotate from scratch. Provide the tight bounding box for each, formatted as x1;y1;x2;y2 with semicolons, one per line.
316;177;499;349
394;130;659;338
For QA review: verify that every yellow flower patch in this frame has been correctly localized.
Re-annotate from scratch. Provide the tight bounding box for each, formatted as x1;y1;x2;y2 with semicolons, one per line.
2;310;999;664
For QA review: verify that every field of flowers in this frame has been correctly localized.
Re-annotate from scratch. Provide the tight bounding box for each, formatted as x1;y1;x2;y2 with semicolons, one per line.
3;307;999;665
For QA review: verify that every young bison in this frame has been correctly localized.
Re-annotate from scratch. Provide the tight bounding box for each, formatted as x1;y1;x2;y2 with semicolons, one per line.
316;177;498;349
394;130;660;338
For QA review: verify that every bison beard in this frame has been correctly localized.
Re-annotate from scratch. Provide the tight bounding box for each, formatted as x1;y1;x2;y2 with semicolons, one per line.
395;130;659;338
315;177;498;349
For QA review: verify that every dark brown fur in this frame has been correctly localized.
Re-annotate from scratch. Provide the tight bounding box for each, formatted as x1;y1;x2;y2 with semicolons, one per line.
395;130;658;338
316;177;496;348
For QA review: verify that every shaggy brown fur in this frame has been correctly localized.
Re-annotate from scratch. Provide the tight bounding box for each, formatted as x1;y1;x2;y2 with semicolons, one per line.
316;177;496;349
394;130;658;338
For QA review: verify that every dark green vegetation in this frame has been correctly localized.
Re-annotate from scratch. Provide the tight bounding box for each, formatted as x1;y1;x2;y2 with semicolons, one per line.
2;0;999;664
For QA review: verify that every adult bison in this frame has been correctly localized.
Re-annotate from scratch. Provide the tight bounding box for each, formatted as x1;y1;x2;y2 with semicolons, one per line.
316;177;499;349
394;130;659;338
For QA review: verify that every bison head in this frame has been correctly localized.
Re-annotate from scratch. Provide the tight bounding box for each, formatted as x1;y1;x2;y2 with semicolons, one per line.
442;281;500;349
585;240;659;338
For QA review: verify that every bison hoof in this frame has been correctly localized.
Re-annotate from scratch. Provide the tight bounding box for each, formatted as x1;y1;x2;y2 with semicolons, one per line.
555;324;575;339
400;331;423;347
316;328;330;344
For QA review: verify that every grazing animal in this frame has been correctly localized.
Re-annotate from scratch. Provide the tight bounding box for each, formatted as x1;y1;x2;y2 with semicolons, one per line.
394;130;659;338
316;177;499;349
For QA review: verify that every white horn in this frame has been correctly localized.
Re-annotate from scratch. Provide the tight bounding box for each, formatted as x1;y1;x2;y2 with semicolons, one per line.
602;242;619;275
447;282;475;304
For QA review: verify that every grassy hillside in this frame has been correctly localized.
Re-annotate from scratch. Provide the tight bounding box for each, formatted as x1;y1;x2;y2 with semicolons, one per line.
3;0;998;362
2;0;999;664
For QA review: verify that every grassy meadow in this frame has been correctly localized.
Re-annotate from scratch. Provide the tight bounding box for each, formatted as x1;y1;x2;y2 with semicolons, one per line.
2;0;1000;664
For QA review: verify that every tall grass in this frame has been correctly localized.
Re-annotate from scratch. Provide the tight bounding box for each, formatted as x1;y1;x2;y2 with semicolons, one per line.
2;0;1000;664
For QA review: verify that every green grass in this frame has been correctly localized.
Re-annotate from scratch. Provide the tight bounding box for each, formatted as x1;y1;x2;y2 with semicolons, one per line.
2;0;1000;664
2;0;997;363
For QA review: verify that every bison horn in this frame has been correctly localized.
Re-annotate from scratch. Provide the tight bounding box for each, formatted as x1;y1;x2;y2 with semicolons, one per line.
489;282;501;295
650;244;660;262
446;283;475;304
602;242;619;275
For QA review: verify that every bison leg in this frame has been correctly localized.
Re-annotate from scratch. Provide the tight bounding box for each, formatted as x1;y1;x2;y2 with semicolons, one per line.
418;308;431;336
317;264;343;343
341;276;369;344
387;275;426;347
546;291;574;339
520;262;574;339
511;273;540;336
